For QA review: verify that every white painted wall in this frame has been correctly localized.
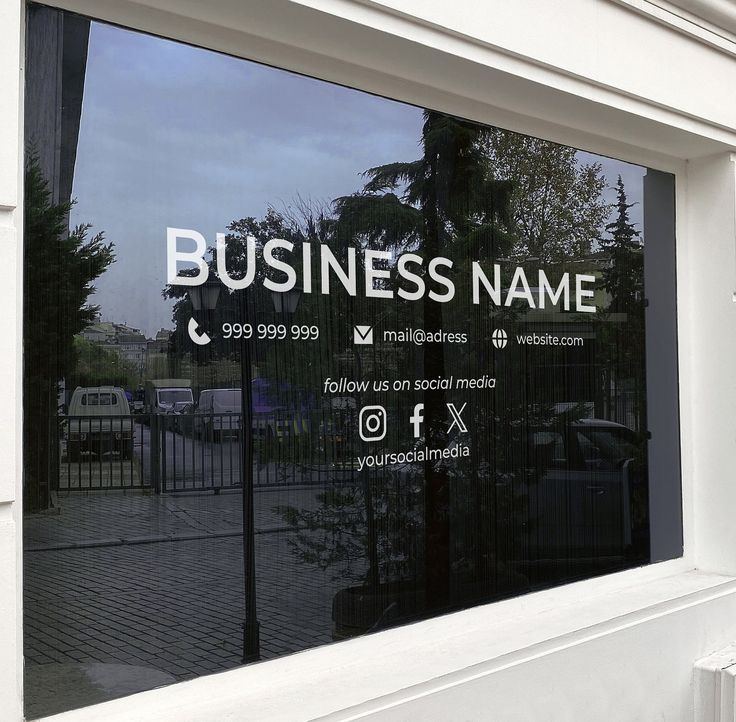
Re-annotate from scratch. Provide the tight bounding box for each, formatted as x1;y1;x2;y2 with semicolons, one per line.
0;0;22;719
5;1;736;720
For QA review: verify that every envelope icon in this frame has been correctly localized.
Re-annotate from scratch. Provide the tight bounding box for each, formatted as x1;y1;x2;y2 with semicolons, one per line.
353;325;374;345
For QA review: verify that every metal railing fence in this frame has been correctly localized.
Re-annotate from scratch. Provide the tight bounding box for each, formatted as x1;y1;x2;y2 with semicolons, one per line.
56;410;359;493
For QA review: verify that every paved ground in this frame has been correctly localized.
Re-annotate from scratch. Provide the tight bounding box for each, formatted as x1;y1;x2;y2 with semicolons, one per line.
23;488;312;550
24;487;360;719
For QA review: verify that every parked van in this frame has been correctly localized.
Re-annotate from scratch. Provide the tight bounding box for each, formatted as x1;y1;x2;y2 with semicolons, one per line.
65;386;134;461
195;388;241;442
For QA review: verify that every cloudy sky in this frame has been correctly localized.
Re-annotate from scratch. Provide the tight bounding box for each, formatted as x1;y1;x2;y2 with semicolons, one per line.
71;21;645;337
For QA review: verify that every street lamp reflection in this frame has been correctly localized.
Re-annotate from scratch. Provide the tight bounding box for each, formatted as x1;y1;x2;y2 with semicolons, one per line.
186;279;302;663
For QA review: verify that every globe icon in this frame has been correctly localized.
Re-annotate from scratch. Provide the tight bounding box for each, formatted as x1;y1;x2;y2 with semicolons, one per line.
491;328;508;349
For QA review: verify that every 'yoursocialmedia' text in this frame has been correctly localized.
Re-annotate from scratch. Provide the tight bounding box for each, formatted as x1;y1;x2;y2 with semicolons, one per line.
356;444;471;471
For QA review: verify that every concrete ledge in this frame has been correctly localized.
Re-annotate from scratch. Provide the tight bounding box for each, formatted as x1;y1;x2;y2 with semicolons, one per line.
35;565;736;721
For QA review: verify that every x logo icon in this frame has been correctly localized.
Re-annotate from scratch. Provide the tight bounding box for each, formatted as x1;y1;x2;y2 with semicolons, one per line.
447;403;468;434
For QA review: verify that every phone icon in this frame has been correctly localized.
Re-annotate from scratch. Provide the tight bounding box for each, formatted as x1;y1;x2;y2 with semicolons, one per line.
188;317;211;346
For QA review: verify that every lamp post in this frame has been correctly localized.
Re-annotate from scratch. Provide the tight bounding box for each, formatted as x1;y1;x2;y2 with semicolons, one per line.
242;285;302;663
269;286;302;315
240;285;258;663
187;275;221;314
188;278;301;663
186;275;220;379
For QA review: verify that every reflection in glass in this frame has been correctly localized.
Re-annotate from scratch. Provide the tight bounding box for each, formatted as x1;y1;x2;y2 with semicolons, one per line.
23;5;672;717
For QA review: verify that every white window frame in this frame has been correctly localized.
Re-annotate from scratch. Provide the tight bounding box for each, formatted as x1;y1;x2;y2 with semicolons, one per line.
4;1;736;720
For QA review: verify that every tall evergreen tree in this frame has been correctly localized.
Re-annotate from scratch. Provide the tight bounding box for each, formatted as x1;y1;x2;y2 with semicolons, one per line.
599;176;643;312
24;155;115;512
334;110;512;610
597;175;647;434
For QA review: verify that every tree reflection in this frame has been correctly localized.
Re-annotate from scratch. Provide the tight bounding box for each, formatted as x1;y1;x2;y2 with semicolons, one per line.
23;155;115;511
160;112;651;637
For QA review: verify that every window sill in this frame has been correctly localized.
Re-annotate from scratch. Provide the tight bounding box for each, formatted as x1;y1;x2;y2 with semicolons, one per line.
36;560;736;722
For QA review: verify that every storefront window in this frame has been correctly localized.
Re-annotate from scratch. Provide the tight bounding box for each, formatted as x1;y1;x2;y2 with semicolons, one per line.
23;5;680;717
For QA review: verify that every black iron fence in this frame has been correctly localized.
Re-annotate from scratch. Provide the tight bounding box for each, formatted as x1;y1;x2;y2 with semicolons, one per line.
57;411;358;493
58;414;148;491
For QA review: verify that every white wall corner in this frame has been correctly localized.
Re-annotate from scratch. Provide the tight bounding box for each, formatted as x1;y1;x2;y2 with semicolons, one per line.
0;516;20;722
695;644;736;722
683;152;736;574
0;226;18;506
0;0;20;211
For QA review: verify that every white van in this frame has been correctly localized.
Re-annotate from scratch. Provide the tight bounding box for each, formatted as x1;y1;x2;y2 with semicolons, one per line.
65;386;134;460
195;388;241;442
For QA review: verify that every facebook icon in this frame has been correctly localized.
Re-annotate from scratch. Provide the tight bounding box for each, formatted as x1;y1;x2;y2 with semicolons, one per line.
409;403;424;439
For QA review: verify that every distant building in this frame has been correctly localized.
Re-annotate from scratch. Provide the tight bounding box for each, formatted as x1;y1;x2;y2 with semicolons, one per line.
79;319;150;372
147;328;172;355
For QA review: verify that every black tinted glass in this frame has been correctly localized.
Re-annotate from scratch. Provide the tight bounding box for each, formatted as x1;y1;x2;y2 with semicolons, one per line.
23;5;678;717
